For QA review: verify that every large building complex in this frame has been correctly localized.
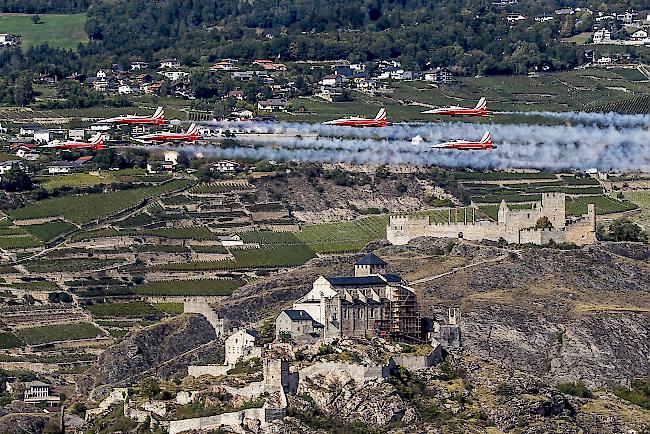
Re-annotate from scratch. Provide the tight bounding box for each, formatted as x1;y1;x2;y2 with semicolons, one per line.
276;254;421;342
387;193;597;246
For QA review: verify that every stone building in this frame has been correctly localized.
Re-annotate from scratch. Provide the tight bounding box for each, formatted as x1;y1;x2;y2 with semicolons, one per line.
225;329;263;366
276;254;421;342
387;193;597;246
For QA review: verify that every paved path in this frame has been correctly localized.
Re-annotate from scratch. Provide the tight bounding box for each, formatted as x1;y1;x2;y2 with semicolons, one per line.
410;253;510;285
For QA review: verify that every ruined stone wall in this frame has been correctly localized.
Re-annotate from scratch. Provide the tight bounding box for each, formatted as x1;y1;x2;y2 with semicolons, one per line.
183;298;226;336
387;217;520;245
187;365;230;377
519;228;566;245
565;204;597;246
168;408;268;434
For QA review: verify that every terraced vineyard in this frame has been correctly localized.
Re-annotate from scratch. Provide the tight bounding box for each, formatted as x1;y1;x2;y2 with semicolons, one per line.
15;323;105;346
9;179;193;224
586;94;650;114
624;190;650;228
25;258;122;273
23;219;77;242
566;195;637;216
87;301;161;318
297;216;389;253
154;243;316;271
134;279;244;296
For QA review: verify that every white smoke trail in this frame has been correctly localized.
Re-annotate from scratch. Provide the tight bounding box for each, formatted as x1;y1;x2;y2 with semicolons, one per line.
499;111;650;128
145;116;650;172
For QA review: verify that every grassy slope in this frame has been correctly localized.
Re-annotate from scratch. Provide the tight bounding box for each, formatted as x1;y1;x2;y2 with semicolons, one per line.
0;13;88;50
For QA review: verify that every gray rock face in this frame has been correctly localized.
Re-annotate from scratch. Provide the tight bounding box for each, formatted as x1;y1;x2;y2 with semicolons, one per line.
0;413;50;434
85;314;219;396
290;378;415;427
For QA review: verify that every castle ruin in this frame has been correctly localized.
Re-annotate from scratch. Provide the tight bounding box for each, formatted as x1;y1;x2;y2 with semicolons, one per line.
387;193;597;246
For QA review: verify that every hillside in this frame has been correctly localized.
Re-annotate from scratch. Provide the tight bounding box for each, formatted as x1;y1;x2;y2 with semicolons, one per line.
216;239;650;388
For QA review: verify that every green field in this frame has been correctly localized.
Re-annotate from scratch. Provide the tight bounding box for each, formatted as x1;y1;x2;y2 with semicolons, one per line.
36;169;152;191
566;195;637;216
0;332;23;349
135;279;244;296
0;234;43;249
9;179;193;224
87;301;160;318
23;219;77;242
15;322;104;345
624;190;650;228
25;258;120;273
0;13;88;50
297;216;389;253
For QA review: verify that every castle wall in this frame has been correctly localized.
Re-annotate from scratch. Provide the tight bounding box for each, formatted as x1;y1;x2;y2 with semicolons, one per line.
519;228;566;245
387;218;520;245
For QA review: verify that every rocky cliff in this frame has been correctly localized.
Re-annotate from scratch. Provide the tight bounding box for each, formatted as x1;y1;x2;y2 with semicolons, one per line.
81;314;220;400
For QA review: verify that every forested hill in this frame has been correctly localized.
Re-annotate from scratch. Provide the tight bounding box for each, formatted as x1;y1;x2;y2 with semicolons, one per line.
0;0;647;74
84;0;588;74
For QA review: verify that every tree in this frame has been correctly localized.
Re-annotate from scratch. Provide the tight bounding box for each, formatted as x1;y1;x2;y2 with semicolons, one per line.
1;167;33;192
608;218;648;243
535;216;553;229
13;75;34;107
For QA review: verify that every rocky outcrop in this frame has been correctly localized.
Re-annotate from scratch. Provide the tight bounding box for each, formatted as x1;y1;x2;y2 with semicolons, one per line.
83;314;220;399
290;377;415;427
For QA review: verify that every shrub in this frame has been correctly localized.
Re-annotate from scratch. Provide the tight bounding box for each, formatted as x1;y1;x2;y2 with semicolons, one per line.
556;382;592;398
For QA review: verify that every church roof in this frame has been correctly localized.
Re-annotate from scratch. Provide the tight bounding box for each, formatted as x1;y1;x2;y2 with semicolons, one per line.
355;253;387;266
282;309;314;322
326;273;403;286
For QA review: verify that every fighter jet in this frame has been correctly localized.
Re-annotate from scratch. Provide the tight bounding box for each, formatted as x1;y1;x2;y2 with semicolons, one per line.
322;108;389;127
97;107;166;125
422;98;489;117
430;132;495;150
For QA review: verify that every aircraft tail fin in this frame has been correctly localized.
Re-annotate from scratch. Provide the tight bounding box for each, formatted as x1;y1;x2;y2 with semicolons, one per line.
480;131;492;144
89;133;104;145
374;107;388;121
186;123;198;135
474;97;487;110
152;107;164;119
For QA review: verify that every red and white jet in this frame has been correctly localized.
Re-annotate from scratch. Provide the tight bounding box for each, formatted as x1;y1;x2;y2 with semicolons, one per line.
430;132;495;150
41;133;107;150
422;97;489;117
97;107;166;126
133;123;200;143
322;108;389;127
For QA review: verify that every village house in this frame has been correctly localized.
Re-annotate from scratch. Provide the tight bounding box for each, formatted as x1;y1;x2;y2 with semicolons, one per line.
593;29;613;44
535;14;555;22
118;83;141;95
48;161;77;175
210;160;241;173
23;381;60;405
0;33;19;46
16;146;39;161
276;254;422;342
227;90;244;100
424;68;454;84
33;129;52;144
506;13;527;23
161;71;189;81
210;60;239;72
224;329;263;366
159;58;181;69
257;98;288;111
130;61;149;70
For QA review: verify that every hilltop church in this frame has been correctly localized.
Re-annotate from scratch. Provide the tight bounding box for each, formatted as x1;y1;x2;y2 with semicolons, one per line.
275;254;421;342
